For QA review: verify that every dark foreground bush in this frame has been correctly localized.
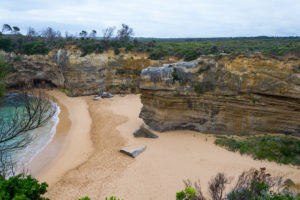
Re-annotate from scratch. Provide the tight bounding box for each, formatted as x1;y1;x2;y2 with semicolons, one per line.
0;174;49;200
215;135;300;166
1;169;299;200
177;168;300;200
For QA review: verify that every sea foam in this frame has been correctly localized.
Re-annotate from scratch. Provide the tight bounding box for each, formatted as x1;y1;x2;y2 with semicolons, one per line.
14;102;60;172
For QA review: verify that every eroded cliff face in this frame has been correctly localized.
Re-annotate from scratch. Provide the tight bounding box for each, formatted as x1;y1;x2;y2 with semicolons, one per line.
5;46;177;96
139;54;300;136
6;48;300;135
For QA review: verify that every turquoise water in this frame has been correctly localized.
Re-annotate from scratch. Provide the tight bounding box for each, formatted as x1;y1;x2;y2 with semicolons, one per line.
0;93;60;172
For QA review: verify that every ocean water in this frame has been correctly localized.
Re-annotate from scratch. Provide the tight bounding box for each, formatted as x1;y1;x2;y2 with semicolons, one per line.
0;92;60;172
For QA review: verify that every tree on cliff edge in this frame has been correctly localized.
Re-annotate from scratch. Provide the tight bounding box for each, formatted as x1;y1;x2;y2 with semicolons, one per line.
1;24;12;34
116;24;134;42
102;27;115;40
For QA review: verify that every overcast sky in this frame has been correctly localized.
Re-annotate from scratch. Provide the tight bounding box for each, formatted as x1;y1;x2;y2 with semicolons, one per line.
0;0;299;37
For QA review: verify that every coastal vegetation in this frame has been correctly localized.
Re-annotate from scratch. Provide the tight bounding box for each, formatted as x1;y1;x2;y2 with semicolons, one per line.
177;168;300;200
0;40;58;178
215;135;300;166
0;174;48;200
0;55;11;98
0;24;300;61
1;24;300;200
1;168;298;199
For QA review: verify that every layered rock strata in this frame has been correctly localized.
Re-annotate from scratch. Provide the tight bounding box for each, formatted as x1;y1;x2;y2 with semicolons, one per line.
139;55;300;136
5;46;176;96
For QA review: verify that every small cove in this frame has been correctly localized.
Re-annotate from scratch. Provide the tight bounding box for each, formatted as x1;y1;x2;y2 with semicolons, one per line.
0;92;60;173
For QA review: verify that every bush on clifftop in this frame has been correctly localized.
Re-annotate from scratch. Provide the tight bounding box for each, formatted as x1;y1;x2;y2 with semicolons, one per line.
1;24;300;60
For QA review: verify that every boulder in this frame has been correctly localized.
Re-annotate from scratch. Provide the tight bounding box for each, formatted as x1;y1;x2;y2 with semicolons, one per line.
133;124;158;138
93;96;101;101
120;146;146;158
100;92;114;98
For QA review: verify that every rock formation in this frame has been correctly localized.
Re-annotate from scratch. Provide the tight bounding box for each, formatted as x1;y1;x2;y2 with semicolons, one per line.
5;46;300;136
133;124;158;138
120;146;147;158
139;54;300;136
5;46;176;96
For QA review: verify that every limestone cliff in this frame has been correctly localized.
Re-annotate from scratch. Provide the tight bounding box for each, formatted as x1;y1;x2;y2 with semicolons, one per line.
139;54;300;136
5;46;176;96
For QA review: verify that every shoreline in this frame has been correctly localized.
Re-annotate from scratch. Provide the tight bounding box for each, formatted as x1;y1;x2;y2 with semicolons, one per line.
26;91;70;179
25;91;300;199
18;101;60;175
27;90;93;186
0;92;59;174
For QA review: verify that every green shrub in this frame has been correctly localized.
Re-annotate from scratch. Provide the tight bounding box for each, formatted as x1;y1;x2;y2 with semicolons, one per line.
114;48;120;55
0;38;15;51
176;187;197;200
79;43;97;56
226;168;299;200
172;68;181;83
21;41;48;55
105;197;122;200
77;197;91;200
77;41;105;56
149;49;166;60
178;168;300;200
183;49;201;61
215;135;300;165
185;187;196;196
124;43;134;52
176;190;186;200
2;34;300;58
60;88;69;96
0;174;49;200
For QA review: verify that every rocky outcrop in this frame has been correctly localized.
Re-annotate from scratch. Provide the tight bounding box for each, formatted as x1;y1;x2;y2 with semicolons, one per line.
133;124;158;138
6;47;300;136
5;52;65;89
5;46;176;96
139;54;300;136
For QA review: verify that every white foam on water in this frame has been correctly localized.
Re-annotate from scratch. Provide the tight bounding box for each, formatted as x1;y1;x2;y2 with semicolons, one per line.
13;102;61;172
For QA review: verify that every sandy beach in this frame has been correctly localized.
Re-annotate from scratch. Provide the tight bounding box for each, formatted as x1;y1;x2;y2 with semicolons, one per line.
27;90;300;200
28;90;93;186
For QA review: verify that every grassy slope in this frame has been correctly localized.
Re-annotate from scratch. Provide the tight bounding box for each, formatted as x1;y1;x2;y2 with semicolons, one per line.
215;135;300;166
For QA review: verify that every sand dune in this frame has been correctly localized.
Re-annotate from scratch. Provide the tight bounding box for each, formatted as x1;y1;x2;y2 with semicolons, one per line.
28;91;300;200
